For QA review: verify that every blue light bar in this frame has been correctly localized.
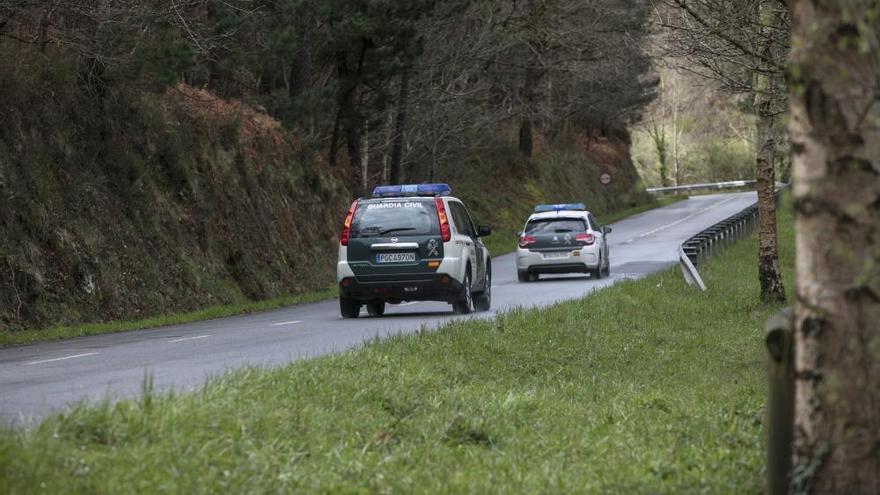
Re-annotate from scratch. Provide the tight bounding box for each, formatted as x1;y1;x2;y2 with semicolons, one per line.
534;203;587;213
372;183;452;198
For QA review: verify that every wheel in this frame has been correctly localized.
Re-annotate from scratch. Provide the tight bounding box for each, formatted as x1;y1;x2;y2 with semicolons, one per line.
452;271;475;314
528;272;538;282
602;256;611;277
518;271;529;283
474;266;491;312
366;302;385;317
340;295;361;319
590;258;605;280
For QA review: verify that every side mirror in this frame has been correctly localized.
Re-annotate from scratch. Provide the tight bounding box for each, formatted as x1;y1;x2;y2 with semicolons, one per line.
603;226;612;234
478;225;492;237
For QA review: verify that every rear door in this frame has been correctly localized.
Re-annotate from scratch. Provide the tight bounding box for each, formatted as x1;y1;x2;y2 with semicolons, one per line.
524;217;588;252
345;199;444;282
449;201;484;284
588;213;609;259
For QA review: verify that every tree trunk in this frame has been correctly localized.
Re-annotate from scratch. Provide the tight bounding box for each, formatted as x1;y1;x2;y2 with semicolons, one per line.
754;98;785;304
789;1;880;493
389;70;409;184
519;66;539;158
288;26;312;99
381;102;393;184
753;0;786;305
648;121;669;187
360;120;369;194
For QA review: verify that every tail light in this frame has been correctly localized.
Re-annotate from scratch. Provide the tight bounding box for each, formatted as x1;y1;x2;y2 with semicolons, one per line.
518;235;537;248
340;200;358;246
434;197;451;242
576;233;595;245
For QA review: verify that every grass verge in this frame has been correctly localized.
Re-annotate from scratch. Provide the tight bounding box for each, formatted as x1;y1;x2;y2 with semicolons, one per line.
0;200;793;493
0;287;337;347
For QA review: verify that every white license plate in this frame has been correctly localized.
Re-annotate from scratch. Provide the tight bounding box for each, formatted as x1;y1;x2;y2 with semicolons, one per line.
376;252;416;263
542;251;570;259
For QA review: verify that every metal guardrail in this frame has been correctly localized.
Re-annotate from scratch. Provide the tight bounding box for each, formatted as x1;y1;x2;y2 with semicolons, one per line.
647;179;755;195
680;202;759;274
678;186;785;291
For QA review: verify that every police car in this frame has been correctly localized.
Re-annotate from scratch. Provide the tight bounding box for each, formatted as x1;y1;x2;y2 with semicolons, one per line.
516;203;611;282
337;184;492;318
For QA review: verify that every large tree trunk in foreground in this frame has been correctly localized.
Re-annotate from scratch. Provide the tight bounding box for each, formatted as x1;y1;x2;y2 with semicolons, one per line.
789;1;880;493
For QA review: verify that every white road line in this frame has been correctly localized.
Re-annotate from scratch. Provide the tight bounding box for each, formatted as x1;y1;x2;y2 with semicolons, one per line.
168;335;211;343
270;320;303;327
622;196;741;244
24;352;99;366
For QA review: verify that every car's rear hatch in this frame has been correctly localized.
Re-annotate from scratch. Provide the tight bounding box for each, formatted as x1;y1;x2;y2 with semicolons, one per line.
346;198;444;282
523;217;589;251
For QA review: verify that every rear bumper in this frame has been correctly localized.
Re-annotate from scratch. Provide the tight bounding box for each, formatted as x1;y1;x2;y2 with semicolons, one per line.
339;274;464;304
516;247;598;272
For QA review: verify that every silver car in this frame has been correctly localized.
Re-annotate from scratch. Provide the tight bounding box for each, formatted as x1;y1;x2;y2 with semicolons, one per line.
515;203;611;282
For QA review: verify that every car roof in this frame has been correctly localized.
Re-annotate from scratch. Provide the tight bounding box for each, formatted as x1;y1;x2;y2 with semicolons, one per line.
527;210;591;221
360;196;461;202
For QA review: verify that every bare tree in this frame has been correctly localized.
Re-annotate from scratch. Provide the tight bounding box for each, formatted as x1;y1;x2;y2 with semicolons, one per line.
660;0;788;303
789;0;880;492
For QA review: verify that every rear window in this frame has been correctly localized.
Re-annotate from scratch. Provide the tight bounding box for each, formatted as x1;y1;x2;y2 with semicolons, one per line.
525;218;587;234
350;199;439;238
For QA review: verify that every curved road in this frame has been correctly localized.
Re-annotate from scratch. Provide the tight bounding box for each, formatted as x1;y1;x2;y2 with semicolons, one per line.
0;191;757;424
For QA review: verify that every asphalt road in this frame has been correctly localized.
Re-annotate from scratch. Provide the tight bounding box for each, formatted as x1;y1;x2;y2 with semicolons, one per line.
0;191;758;424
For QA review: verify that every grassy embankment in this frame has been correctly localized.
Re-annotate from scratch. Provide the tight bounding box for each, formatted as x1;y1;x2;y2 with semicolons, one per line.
0;200;794;493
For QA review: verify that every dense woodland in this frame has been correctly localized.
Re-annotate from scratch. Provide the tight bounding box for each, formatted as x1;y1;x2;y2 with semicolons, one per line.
1;0;657;192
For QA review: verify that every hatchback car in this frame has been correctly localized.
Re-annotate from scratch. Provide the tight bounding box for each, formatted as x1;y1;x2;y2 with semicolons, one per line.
516;203;611;281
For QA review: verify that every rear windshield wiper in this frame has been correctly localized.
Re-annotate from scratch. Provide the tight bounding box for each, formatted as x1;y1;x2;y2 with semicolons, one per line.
379;227;417;235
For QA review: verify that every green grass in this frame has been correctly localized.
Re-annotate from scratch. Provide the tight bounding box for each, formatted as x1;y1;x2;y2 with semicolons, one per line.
0;201;794;494
0;287;337;347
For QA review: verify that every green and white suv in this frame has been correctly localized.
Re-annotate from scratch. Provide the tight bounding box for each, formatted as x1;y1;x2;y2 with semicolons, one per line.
337;184;492;318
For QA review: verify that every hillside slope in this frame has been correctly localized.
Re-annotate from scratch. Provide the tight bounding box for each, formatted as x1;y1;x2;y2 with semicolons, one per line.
0;75;350;331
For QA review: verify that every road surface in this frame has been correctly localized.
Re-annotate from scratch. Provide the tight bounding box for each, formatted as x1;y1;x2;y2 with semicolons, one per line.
0;191;757;424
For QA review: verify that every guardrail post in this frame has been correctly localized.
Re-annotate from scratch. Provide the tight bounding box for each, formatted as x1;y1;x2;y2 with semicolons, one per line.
765;307;794;495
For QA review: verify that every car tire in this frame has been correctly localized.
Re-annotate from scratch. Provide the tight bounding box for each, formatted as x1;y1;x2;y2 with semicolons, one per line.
366;302;385;317
602;256;611;277
474;266;491;312
592;255;604;279
340;295;361;319
453;271;475;314
517;271;529;283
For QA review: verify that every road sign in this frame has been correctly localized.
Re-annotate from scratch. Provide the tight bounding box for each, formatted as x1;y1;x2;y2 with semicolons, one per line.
599;171;612;186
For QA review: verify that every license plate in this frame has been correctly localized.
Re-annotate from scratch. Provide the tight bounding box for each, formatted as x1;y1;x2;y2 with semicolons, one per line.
376;252;416;263
542;251;570;259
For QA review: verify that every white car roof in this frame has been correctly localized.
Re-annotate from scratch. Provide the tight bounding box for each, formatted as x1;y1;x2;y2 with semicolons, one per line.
527;210;591;222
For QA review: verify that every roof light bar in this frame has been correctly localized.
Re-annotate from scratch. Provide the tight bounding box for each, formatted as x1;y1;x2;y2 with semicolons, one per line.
371;183;452;198
534;203;586;213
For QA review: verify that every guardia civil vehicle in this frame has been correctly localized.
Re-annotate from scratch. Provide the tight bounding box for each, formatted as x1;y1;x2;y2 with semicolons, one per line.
516;203;611;282
337;184;492;318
